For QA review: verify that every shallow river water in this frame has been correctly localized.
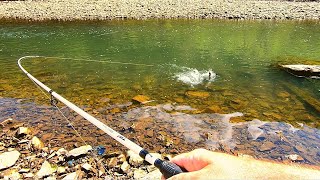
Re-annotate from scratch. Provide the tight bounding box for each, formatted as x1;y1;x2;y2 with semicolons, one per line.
0;19;319;164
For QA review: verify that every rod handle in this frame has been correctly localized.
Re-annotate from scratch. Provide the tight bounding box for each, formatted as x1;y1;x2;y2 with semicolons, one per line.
155;159;186;179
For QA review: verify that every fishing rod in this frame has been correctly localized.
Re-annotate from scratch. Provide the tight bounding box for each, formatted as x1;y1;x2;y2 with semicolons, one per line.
18;56;184;179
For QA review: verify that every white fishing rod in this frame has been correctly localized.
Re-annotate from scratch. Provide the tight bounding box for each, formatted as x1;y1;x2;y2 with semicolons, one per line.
18;56;184;179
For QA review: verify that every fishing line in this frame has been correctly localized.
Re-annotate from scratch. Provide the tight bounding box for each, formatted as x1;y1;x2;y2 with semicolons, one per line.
28;73;88;145
40;56;155;67
18;55;185;179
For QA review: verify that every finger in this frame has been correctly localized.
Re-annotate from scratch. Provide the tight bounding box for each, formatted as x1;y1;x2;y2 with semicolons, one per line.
171;149;211;172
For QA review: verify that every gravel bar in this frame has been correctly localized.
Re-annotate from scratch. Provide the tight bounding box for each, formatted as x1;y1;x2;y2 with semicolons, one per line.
0;0;320;21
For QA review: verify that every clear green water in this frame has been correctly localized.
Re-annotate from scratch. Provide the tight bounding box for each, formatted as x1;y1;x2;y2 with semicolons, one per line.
0;20;319;127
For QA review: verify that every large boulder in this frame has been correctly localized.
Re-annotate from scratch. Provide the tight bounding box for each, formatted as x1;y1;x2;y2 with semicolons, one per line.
280;64;320;78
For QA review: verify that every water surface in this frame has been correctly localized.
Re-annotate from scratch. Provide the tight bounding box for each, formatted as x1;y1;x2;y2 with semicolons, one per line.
1;19;319;127
1;19;320;164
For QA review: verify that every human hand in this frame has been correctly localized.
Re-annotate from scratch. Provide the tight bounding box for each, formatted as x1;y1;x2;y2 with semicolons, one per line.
164;148;239;180
164;148;320;180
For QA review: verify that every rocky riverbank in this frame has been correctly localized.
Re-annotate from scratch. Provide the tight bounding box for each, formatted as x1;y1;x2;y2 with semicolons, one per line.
0;118;164;179
0;0;320;21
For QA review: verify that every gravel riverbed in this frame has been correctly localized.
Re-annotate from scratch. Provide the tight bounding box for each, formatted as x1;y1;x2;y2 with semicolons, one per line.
0;0;319;21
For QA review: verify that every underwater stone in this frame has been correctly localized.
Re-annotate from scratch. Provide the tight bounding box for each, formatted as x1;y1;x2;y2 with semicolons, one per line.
259;141;276;152
132;95;150;104
185;91;209;98
206;105;222;113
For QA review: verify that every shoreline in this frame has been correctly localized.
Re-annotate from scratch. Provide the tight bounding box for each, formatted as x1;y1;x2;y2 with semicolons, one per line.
0;0;320;21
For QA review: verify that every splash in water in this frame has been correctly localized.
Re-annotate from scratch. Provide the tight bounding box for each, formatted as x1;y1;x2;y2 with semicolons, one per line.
174;67;217;86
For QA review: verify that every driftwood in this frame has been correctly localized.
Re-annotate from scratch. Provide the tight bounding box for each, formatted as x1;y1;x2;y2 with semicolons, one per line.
280;64;320;78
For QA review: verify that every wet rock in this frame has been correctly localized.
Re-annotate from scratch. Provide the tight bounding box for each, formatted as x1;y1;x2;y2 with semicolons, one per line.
185;91;209;98
174;97;184;103
229;117;245;123
36;161;56;178
127;150;144;167
280;145;292;152
259;141;276;152
67;145;92;157
110;108;121;114
277;91;290;98
294;145;305;153
132;95;150;104
0;150;20;170
31;136;45;150
206;105;222;113
280;64;320;78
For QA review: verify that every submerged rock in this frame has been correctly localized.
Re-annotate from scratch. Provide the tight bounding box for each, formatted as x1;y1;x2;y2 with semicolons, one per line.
259;142;276;152
132;95;151;104
280;64;320;78
185;91;210;98
0;150;20;170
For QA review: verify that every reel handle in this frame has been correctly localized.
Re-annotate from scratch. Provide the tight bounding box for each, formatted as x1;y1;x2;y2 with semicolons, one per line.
155;159;187;179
